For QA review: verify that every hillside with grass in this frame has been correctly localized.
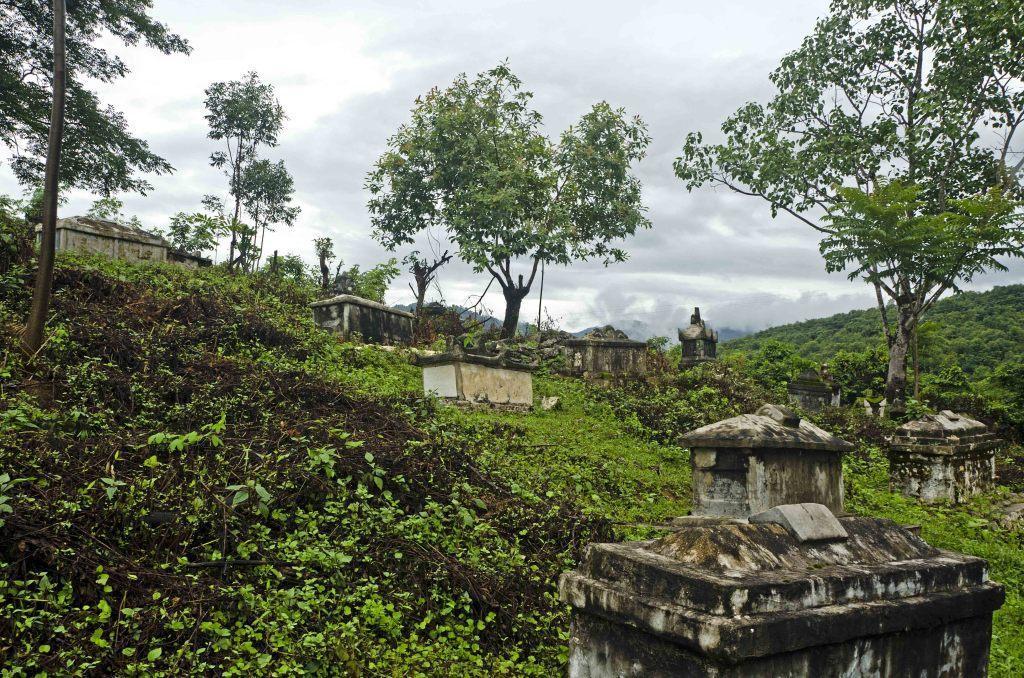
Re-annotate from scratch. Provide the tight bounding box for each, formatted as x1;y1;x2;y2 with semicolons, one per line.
723;284;1024;378
2;255;1024;676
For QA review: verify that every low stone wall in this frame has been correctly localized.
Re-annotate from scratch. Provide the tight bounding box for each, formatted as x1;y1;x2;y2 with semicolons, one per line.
310;294;415;345
52;217;167;264
558;338;648;379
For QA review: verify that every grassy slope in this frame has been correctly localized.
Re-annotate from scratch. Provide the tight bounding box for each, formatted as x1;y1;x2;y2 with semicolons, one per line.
1;255;1022;676
723;284;1024;377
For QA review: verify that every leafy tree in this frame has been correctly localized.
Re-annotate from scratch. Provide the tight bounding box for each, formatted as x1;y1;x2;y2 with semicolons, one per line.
86;196;142;228
675;0;1024;409
348;259;400;304
821;182;1022;405
165;196;231;256
1;0;189;194
0;195;34;274
368;63;651;338
204;72;284;269
403;249;452;312
238;158;299;271
275;253;308;285
829;345;889;405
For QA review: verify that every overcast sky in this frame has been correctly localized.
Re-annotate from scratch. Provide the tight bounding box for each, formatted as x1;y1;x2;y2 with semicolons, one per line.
3;0;1022;335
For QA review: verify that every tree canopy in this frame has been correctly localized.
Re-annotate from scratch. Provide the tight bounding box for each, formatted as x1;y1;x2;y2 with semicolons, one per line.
204;71;285;268
367;63;651;336
675;0;1024;406
1;0;190;193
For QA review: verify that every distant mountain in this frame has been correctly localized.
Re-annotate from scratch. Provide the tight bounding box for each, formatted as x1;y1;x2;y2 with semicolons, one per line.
723;284;1024;377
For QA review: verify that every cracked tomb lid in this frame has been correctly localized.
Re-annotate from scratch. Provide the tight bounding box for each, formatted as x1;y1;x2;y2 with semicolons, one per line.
559;506;1003;662
680;404;854;452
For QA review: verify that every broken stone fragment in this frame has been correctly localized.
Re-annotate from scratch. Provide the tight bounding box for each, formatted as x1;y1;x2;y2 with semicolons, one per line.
540;396;561;411
748;503;848;543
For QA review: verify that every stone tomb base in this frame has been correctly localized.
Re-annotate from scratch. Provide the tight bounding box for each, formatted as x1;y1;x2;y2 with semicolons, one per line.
889;411;1000;503
310;294;415;345
560;512;1003;678
421;354;532;409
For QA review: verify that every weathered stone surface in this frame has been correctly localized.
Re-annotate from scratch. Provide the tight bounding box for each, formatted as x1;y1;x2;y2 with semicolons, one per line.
681;404;853;452
559;515;1004;677
40;216;212;270
417;345;533;408
310;294;415;345
786;369;832;412
681;405;852;518
889;411;1001;503
540;396;561;411
748;502;848;543
679;307;718;369
558;327;648;380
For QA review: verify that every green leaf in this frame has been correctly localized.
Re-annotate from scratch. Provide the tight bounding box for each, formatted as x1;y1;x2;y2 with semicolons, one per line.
147;647;162;661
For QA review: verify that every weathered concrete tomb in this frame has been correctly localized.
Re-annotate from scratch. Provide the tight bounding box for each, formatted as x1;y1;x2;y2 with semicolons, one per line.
416;344;533;410
681;404;852;517
787;368;838;412
559;508;1004;677
41;216;211;268
889;410;1001;504
310;294;415;345
679;307;718;369
560;406;1005;677
559;326;648;379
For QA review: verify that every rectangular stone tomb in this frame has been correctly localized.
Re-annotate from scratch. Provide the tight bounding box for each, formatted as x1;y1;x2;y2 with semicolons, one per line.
787;369;837;412
559;508;1004;677
889;410;1000;504
310;294;415;345
559;337;648;379
418;351;533;409
680;404;853;517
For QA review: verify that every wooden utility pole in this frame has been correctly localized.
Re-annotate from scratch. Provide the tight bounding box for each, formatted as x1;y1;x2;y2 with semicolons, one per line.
535;259;544;336
24;0;67;355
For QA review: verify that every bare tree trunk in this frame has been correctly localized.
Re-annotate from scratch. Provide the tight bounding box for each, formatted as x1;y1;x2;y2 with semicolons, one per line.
535;259;544;336
415;280;427;311
228;172;240;270
501;287;527;339
23;0;66;356
913;324;920;400
319;253;330;291
884;307;916;413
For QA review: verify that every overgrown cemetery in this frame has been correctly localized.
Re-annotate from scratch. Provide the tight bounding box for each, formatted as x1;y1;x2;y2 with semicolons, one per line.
2;0;1024;676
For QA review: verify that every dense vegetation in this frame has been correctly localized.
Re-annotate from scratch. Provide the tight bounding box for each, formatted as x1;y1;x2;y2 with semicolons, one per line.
724;284;1024;378
1;254;1023;675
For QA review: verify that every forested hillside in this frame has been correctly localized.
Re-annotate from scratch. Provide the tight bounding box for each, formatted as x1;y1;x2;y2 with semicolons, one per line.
724;285;1024;378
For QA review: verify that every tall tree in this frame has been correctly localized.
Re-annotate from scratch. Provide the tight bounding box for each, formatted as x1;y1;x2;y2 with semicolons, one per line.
1;0;190;194
403;249;452;312
204;72;284;269
368;63;651;338
23;0;66;355
165;195;231;256
675;0;1024;409
238;158;299;271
